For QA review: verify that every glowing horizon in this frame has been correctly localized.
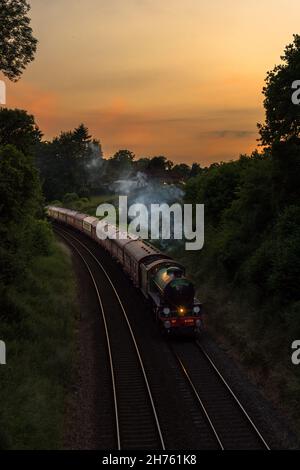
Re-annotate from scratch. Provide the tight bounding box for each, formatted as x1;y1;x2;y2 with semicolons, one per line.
2;0;300;165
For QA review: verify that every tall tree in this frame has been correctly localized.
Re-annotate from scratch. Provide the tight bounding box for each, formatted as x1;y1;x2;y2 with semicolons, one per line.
190;162;202;178
147;156;173;176
257;35;300;208
36;124;104;200
107;149;135;179
172;163;191;181
73;123;91;143
258;34;300;146
0;108;42;154
0;144;45;285
0;0;38;81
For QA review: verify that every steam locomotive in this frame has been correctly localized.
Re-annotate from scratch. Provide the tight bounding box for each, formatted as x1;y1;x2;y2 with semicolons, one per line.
47;206;203;334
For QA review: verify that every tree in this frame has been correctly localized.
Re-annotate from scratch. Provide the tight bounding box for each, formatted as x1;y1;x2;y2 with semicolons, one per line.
257;35;300;209
36;124;103;200
111;149;135;165
258;34;300;146
147;156;173;176
190;162;202;178
172;163;191;181
73;123;91;143
134;157;151;173
0;108;42;154
0;0;38;81
185;158;247;226
0;144;42;224
107;149;135;179
0;144;45;284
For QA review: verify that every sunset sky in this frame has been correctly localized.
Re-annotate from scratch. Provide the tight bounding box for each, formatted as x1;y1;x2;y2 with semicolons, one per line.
3;0;300;164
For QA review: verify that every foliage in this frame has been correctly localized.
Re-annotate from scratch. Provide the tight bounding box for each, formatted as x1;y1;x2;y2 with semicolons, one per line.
180;36;300;432
105;149;135;180
0;112;76;448
35;124;103;201
62;192;79;205
258;34;300;145
0;144;47;287
0;0;37;81
0;108;42;155
0;241;76;449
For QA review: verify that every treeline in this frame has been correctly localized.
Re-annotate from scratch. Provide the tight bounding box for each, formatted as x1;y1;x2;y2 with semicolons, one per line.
182;35;300;417
36;134;202;203
0;1;76;448
185;148;300;334
0;108;52;302
36;124;103;201
102;151;201;182
0;106;77;449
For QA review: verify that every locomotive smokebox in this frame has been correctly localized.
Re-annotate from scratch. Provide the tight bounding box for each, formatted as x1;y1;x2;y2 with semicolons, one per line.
153;266;195;308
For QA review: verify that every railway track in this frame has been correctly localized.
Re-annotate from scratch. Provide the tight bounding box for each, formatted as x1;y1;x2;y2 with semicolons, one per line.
55;225;165;450
171;340;270;450
54;223;270;450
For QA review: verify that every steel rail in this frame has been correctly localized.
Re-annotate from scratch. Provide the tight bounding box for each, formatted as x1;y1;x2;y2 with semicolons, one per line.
195;340;270;450
55;224;166;450
55;227;121;449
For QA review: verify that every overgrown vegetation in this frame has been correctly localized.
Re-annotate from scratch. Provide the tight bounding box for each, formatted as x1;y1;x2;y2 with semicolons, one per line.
36;136;202;203
0;10;78;444
179;35;300;429
0;0;37;81
0;240;76;449
0;114;78;448
51;193;118;215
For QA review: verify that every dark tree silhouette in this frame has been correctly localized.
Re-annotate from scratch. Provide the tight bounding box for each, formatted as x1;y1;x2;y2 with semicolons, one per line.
0;0;38;81
172;163;191;180
147;156;173;176
0;108;42;154
73;123;91;143
258;34;300;146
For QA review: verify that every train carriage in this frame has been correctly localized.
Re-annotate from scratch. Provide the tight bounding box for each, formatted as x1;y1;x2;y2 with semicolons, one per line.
83;216;99;236
74;213;88;231
95;220;118;253
91;219;99;241
47;207;59;219
110;232;138;264
57;208;67;223
123;240;169;287
66;210;78;227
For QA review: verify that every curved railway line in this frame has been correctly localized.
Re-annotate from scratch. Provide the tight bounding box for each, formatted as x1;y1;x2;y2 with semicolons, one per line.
54;223;270;450
55;226;165;450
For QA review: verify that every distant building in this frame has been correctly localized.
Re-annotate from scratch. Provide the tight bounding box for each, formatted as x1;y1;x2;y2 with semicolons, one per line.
112;173;148;194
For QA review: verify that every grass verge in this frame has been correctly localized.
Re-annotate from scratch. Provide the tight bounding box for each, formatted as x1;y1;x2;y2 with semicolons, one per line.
0;240;77;449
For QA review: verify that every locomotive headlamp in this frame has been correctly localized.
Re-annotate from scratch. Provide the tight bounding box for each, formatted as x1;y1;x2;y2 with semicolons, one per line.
193;306;201;313
163;307;170;315
178;307;185;316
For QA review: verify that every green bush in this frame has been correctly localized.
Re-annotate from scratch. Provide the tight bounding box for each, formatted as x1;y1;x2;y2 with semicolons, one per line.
181;146;300;434
62;192;79;204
